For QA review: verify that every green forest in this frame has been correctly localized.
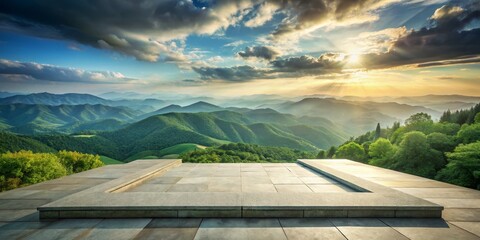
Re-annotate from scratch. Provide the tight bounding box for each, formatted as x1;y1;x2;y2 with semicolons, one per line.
320;106;480;190
181;143;316;163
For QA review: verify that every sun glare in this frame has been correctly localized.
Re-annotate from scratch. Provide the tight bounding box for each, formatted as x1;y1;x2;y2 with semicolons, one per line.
347;54;360;65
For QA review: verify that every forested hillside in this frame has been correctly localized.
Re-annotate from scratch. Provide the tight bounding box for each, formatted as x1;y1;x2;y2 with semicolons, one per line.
0;103;139;134
0;110;347;161
325;111;480;190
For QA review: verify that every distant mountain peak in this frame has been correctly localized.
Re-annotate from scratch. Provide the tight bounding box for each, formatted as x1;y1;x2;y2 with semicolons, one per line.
187;101;219;107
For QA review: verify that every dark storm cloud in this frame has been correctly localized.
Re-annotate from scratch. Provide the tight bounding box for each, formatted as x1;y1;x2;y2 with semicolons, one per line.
237;46;280;60
192;65;269;82
193;53;345;81
0;59;135;83
0;0;260;62
362;4;480;69
271;54;345;73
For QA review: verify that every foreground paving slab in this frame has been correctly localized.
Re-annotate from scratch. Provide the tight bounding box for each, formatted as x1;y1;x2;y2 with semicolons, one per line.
194;219;287;240
330;218;409;240
134;218;202;240
279;218;346;240
382;218;480;240
80;218;152;240
37;160;443;219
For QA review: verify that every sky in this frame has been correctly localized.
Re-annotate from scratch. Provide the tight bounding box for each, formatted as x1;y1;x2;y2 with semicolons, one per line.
0;0;479;98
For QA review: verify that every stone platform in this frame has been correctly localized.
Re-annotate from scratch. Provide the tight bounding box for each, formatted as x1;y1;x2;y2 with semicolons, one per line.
1;159;480;239
37;160;442;219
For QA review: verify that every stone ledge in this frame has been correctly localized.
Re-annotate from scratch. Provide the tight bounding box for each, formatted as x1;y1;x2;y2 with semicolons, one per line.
38;160;444;219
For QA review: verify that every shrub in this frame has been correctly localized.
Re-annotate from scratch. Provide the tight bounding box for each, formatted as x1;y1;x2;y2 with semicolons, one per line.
0;151;66;191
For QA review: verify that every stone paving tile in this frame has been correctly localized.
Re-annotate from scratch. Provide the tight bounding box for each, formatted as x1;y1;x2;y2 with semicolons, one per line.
146;177;182;184
308;184;353;193
0;209;38;222
270;177;303;184
81;218;152;240
45;177;112;185
395;187;480;199
194;219;287;240
267;172;296;178
424;198;480;209
375;180;453;188
242;184;277;193
241;177;272;184
330;218;409;240
128;184;172;192
162;171;192;177
292;170;324;177
382;218;480;240
24;190;79;200
241;168;265;172
177;177;211;184
442;209;480;222
280;218;347;240
26;219;103;240
300;176;336;184
0;199;50;210
134;218;201;240
0;189;40;199
0;221;52;239
241;172;269;177
24;183;91;191
208;182;242;192
167;184;209;192
275;185;313;193
211;172;241;177
209;177;242;184
450;222;480;237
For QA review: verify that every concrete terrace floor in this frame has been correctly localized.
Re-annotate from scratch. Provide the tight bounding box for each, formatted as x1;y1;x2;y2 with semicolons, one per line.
126;163;354;193
0;160;479;240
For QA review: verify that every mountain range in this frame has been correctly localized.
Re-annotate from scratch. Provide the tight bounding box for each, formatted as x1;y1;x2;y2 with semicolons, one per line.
0;92;478;160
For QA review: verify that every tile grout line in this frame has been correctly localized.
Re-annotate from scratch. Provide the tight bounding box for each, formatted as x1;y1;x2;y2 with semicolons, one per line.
277;218;290;240
327;218;349;240
448;221;480;238
377;218;412;240
192;218;204;239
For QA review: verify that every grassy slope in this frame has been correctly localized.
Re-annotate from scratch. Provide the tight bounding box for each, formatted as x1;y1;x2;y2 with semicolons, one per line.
99;155;124;165
125;143;202;162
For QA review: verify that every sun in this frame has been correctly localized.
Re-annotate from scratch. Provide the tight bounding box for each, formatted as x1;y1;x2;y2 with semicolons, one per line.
347;54;360;65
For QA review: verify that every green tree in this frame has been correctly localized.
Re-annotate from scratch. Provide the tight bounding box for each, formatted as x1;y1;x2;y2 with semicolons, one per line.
326;146;337;158
334;142;367;163
404;113;434;135
368;138;396;167
374;123;381;140
436;141;480;189
405;112;433;126
317;150;326;159
440;110;452;122
427;132;456;153
57;150;103;174
391;131;444;178
457;123;480;144
475;113;480;124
